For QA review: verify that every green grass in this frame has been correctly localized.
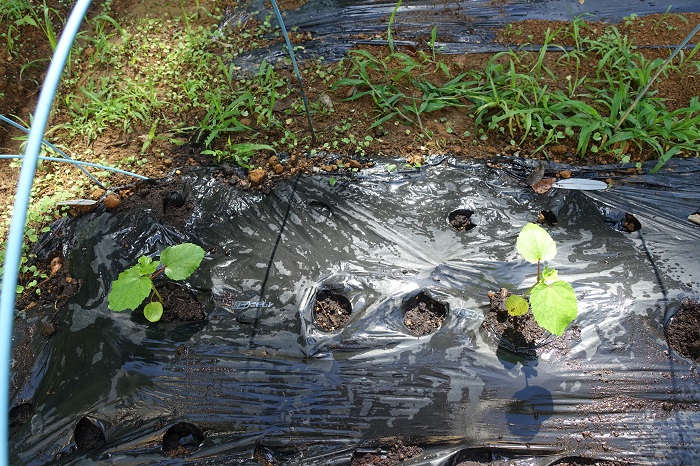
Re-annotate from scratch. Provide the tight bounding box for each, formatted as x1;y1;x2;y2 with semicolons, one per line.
335;14;700;171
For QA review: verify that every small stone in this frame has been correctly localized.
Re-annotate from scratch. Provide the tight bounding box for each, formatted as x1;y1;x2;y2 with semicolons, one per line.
550;144;568;156
559;170;572;179
248;169;266;185
50;257;62;275
319;93;333;110
40;322;57;337
104;192;121;209
268;156;278;167
163;158;173;167
348;159;362;169
273;163;284;174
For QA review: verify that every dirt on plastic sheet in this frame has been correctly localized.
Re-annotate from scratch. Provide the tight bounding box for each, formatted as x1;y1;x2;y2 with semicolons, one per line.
666;298;700;363
351;442;424;466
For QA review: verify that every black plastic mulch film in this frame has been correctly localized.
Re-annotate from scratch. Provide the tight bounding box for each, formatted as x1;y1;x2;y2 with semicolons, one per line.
10;0;700;464
10;155;700;465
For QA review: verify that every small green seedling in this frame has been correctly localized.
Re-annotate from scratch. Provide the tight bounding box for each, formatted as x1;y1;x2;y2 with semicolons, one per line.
108;243;205;322
506;223;578;336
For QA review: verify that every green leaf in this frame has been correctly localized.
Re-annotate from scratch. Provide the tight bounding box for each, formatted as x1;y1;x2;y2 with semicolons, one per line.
530;281;578;336
516;223;556;264
144;301;163;322
160;243;205;280
541;266;559;284
506;294;529;316
108;266;152;311
135;255;158;276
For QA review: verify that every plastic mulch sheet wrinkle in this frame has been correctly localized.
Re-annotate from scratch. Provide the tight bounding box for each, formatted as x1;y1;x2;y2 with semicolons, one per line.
10;159;700;465
233;0;700;62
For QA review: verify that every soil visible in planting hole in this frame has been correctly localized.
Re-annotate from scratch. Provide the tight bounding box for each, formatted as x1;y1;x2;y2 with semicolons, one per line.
483;288;545;349
666;298;700;362
448;209;475;231
74;416;106;451
137;283;205;322
351;442;424;465
403;292;447;336
9;403;32;434
162;422;205;458
314;290;352;332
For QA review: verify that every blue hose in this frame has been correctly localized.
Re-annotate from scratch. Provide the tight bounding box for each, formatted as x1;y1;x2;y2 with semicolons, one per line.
0;0;93;463
0;155;149;180
0;114;108;189
269;0;316;143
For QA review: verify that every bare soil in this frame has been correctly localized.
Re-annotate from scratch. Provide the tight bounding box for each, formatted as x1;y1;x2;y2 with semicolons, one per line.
403;292;447;336
314;290;352;332
666;298;700;362
351;442;424;466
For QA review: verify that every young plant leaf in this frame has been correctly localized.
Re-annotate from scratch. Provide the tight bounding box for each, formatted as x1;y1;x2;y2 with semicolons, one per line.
506;294;529;316
108;266;152;311
541;266;559;283
516;223;556;264
529;281;578;336
135;255;158;276
160;243;205;280
143;301;164;322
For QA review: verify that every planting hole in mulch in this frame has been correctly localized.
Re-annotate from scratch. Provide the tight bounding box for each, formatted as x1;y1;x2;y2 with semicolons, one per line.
605;211;642;233
74;416;106;451
9;403;32;433
351;441;424;465
162;422;205;458
448;209;476;232
314;289;352;332
133;283;205;323
402;292;447;336
483;288;548;355
666;298;700;363
537;210;558;226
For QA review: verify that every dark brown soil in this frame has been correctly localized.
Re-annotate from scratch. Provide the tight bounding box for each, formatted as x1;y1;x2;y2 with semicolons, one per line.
403;292;447;336
162;421;205;458
11;253;80;398
314;290;352;332
351;442;424;466
143;283;205;323
74;416;106;451
448;209;476;232
483;288;545;349
112;177;195;231
9;402;32;435
666;298;700;362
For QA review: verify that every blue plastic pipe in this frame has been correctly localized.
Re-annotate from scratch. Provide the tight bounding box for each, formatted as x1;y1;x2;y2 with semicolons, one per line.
0;114;107;188
0;155;149;180
0;0;93;463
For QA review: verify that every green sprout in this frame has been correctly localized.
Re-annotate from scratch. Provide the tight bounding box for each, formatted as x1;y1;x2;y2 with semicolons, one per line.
506;223;578;336
108;243;205;322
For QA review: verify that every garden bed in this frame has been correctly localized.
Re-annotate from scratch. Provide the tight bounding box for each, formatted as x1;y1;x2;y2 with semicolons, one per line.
8;158;700;464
